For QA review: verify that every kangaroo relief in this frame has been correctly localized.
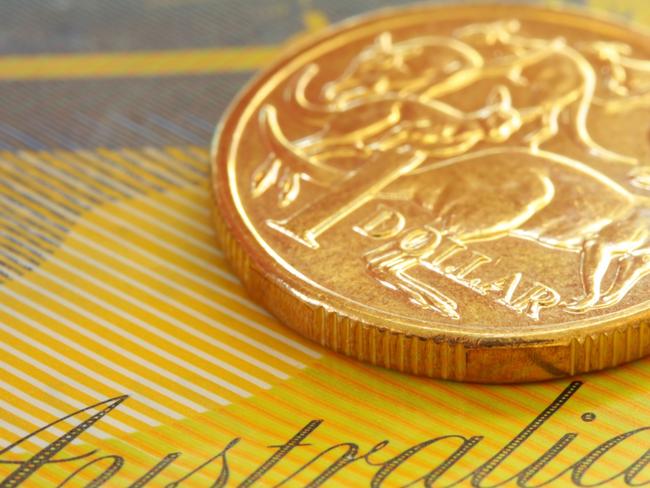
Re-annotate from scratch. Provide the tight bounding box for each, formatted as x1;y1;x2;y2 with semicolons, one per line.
248;18;650;322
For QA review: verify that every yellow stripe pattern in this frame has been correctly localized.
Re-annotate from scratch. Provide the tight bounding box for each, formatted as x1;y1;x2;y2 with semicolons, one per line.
1;1;650;486
0;47;280;80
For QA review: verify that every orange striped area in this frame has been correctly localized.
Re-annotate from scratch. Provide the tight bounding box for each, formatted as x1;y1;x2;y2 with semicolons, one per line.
1;143;650;486
0;144;321;448
1;355;649;485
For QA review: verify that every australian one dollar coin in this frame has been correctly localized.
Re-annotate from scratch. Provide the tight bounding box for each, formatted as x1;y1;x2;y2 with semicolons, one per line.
211;4;650;382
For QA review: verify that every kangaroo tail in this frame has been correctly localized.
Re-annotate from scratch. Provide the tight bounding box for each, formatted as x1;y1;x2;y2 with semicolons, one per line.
258;104;345;185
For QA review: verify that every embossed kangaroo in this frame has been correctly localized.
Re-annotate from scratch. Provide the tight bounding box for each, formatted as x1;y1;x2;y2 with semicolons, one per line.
292;20;641;163
253;20;650;317
372;148;650;314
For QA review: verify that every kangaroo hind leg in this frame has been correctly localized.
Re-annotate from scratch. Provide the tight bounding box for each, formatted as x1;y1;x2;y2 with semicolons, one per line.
601;250;650;308
566;216;650;313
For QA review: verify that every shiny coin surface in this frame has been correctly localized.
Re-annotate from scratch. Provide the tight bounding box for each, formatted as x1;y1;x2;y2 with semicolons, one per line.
211;4;650;382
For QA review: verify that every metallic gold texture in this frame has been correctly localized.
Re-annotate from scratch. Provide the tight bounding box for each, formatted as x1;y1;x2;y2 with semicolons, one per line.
212;4;650;382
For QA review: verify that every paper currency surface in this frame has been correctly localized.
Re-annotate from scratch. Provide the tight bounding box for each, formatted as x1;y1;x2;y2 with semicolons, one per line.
0;1;649;486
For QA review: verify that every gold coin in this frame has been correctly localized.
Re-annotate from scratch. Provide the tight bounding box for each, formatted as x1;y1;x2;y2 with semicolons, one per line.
211;4;650;382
